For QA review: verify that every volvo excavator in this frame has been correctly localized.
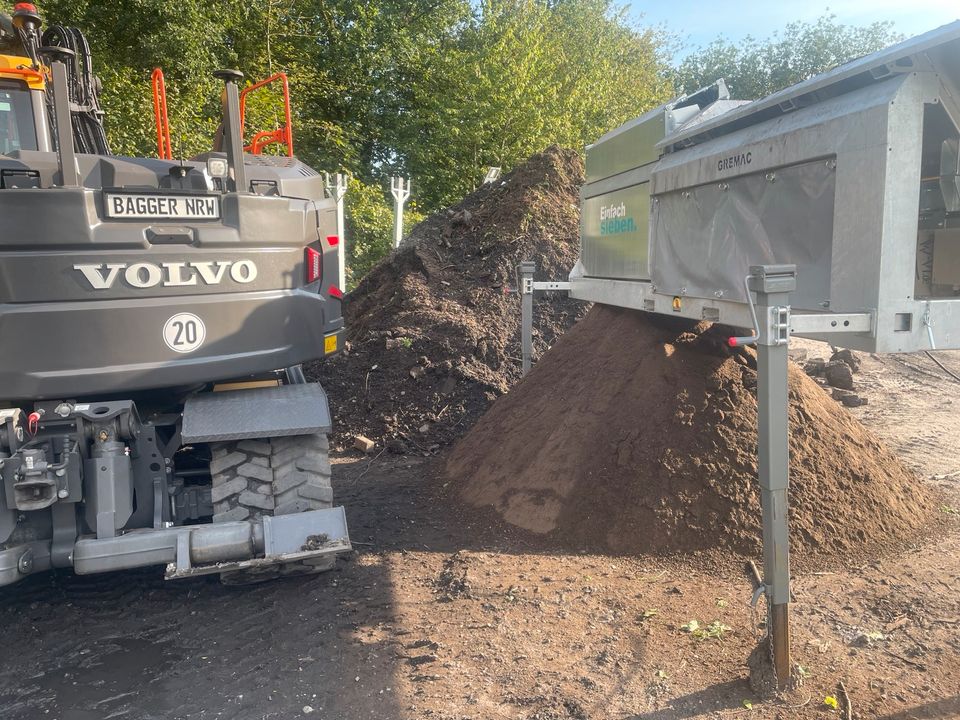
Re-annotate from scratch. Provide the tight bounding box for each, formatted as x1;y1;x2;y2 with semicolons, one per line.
0;2;351;585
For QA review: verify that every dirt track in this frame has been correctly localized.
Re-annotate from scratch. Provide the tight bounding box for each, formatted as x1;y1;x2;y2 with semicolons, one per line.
1;346;959;720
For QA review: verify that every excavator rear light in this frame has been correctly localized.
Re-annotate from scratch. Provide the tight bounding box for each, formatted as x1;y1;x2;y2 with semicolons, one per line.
305;246;322;284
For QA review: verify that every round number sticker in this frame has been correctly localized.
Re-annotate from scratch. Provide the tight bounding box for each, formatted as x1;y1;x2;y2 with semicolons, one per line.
163;313;206;353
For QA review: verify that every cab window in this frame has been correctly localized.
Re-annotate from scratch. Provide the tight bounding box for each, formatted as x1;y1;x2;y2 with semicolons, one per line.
0;83;38;155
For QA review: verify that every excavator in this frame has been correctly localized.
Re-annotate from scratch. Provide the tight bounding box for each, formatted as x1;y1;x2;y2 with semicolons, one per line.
0;2;351;585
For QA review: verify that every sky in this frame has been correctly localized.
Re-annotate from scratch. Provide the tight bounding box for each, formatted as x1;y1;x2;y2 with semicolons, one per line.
631;1;959;58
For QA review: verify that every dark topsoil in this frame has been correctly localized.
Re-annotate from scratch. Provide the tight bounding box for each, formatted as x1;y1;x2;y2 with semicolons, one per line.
447;304;940;560
307;146;588;452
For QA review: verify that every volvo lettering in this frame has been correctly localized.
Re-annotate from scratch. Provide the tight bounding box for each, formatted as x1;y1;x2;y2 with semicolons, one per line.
73;260;259;290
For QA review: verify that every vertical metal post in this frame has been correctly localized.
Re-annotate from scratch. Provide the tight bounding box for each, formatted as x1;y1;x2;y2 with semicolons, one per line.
213;69;246;193
325;172;349;290
390;177;411;248
520;261;535;376
748;264;797;689
50;62;78;187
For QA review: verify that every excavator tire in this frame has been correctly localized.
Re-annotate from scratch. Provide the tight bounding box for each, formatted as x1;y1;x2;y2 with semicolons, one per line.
210;432;335;584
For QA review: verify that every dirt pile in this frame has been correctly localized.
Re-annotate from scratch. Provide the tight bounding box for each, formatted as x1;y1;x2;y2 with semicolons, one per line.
447;305;938;559
308;146;588;451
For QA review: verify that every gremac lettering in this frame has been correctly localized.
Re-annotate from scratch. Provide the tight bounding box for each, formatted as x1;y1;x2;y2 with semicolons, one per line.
717;152;752;173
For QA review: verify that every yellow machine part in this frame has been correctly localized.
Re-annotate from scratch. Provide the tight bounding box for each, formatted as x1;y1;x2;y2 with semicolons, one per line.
0;54;46;90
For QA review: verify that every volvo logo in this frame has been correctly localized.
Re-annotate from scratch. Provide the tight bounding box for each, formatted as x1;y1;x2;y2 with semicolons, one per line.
73;260;259;290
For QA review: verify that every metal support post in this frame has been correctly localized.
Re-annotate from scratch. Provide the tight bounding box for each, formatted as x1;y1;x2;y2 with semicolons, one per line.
390;176;411;249
50;62;78;187
748;263;797;689
325;172;349;290
519;261;535;376
213;69;247;193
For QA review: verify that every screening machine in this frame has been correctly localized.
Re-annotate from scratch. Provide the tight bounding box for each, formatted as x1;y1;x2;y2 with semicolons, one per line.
570;22;960;689
573;22;960;353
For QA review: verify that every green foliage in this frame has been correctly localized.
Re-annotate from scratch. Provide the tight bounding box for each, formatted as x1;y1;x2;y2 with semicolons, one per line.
393;0;673;208
344;178;424;289
676;14;904;99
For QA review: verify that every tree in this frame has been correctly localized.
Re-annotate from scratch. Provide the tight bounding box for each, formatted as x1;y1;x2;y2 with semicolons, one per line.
390;0;672;208
676;14;904;100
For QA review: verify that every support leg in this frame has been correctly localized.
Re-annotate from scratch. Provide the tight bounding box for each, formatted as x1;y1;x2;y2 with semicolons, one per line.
520;261;535;376
749;264;796;689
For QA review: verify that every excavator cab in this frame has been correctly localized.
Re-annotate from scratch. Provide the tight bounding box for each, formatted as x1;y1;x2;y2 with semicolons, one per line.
0;5;49;156
0;82;38;153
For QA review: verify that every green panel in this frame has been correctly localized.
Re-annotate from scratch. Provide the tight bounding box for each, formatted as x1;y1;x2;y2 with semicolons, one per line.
581;183;650;280
585;113;664;183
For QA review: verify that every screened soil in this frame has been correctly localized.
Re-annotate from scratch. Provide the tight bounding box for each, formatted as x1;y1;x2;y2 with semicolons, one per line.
447;304;939;559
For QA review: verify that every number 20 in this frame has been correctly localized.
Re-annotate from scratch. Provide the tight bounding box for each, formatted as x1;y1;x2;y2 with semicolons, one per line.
172;320;198;345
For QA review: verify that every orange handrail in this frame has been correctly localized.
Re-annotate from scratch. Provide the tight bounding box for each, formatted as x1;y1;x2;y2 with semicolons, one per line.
0;66;48;89
151;68;172;160
239;72;293;157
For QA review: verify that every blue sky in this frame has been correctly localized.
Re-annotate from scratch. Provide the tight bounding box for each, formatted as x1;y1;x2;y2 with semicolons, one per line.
630;1;958;57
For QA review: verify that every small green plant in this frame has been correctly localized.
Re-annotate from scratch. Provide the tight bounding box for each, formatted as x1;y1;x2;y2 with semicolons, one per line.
680;619;730;640
398;337;413;349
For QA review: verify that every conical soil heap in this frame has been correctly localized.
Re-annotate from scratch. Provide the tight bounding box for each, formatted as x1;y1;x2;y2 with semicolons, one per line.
308;146;587;450
447;304;938;559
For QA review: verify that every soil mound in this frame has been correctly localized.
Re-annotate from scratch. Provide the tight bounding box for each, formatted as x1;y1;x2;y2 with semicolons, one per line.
308;146;587;451
447;305;937;558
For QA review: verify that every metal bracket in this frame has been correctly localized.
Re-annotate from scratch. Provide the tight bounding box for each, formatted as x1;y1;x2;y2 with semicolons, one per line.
790;311;874;335
531;281;571;292
763;305;791;347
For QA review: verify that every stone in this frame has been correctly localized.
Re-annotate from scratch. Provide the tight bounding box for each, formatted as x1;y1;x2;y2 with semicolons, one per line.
830;348;862;373
354;435;376;453
824;361;855;390
842;394;868;408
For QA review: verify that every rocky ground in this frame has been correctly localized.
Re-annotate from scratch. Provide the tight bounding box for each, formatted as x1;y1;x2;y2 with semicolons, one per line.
0;345;958;720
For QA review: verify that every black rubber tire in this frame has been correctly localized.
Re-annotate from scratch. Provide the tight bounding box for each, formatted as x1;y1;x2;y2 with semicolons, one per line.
209;432;335;584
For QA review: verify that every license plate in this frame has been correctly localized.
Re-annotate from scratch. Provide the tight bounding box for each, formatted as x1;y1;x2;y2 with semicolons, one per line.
104;193;221;220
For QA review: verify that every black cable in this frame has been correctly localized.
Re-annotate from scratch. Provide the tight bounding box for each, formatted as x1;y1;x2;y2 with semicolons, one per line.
41;24;111;156
925;350;960;384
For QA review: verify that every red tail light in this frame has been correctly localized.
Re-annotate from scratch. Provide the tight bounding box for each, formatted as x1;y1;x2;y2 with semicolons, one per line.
328;285;343;299
326;235;339;247
305;247;322;283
